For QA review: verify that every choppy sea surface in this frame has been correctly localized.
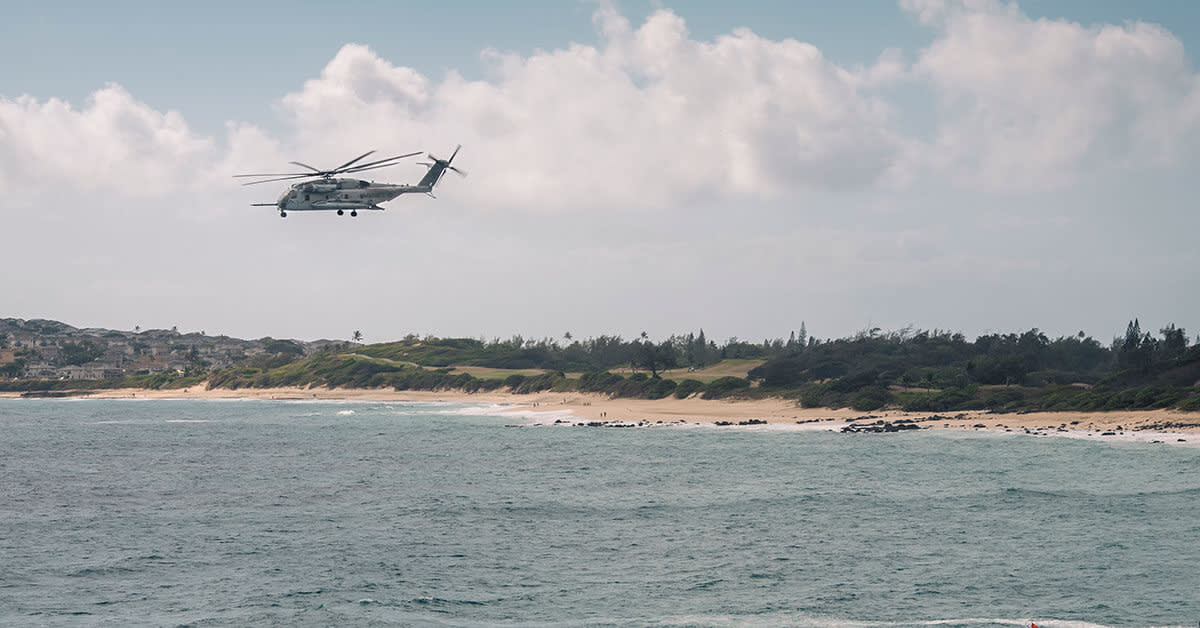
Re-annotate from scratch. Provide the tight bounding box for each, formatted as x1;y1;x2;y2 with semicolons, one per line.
1;399;1197;627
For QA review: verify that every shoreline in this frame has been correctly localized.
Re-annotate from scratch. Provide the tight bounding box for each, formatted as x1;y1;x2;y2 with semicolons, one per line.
3;385;1198;440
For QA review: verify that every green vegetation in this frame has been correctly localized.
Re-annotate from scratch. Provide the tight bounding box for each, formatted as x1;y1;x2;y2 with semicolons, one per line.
56;340;104;366
0;358;26;378
0;371;205;392
3;319;1198;412
443;365;549;380
701;376;751;399
262;338;304;356
673;379;706;399
748;322;1200;412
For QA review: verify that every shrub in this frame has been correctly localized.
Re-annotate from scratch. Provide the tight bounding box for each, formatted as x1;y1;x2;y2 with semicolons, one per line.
849;385;891;411
898;385;979;412
643;378;677;400
264;339;304;355
829;370;879;394
614;377;651;398
513;372;564;394
799;383;833;408
702;376;751;399
1176;394;1200;412
748;356;808;388
673;379;705;399
579;370;623;393
984;387;1027;410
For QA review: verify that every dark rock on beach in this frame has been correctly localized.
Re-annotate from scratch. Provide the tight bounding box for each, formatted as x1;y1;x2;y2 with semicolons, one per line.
842;420;924;434
1136;421;1200;431
715;419;768;426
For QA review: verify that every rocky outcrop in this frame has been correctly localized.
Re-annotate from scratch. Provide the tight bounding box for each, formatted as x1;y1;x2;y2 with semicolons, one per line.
841;419;924;433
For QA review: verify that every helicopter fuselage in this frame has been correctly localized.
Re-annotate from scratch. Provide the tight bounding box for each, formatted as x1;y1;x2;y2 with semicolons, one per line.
240;145;461;217
275;178;428;212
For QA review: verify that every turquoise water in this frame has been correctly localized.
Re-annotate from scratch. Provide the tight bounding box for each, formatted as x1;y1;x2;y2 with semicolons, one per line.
1;399;1197;627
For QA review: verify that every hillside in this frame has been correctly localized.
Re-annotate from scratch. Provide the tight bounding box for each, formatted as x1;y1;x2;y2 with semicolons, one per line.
3;318;1198;412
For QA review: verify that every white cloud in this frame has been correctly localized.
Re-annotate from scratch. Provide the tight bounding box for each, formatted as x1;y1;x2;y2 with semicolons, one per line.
1;2;1198;343
7;3;1194;210
0;84;214;198
2;2;1197;213
273;9;903;210
899;0;1009;26
906;0;1200;190
257;1;1200;205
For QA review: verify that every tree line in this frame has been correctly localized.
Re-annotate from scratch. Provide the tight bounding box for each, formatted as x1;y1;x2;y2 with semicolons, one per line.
353;327;795;374
4;320;1198;412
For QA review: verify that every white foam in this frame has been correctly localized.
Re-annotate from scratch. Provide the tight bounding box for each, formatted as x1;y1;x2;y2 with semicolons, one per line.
437;403;580;423
432;403;520;416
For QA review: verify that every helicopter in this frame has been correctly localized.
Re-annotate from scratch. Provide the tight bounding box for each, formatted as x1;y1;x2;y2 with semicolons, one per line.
235;146;465;218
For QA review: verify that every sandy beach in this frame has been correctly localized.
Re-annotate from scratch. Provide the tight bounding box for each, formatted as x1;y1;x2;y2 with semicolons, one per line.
4;385;1198;439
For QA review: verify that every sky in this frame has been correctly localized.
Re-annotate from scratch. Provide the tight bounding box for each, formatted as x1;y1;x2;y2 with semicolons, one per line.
2;0;1198;345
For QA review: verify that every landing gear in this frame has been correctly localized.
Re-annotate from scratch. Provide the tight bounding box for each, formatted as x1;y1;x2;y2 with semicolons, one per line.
280;211;287;218
336;209;344;216
350;210;358;217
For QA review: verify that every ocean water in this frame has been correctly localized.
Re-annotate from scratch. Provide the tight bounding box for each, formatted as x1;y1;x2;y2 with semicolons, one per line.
1;399;1197;627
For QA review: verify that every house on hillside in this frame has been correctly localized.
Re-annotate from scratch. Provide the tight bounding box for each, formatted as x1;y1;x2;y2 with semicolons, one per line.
58;365;125;380
22;362;59;379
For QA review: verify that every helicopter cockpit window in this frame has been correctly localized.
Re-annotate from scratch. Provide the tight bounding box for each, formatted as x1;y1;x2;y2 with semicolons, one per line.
358;180;370;188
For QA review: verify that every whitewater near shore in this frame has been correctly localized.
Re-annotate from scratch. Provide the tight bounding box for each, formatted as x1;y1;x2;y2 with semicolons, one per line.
5;385;1198;441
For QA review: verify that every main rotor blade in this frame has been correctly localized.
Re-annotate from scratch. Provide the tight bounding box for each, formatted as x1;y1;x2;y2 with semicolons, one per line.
341;162;415;176
236;151;420;185
332;150;376;172
340;159;406;173
338;151;421;173
448;144;461;163
233;172;312;178
239;174;316;186
289;161;323;173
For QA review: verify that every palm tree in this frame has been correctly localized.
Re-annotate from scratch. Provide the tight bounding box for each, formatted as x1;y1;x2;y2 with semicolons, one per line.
352;330;363;343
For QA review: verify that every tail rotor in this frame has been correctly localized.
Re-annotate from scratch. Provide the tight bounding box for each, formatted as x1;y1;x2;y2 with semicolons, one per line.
416;145;467;192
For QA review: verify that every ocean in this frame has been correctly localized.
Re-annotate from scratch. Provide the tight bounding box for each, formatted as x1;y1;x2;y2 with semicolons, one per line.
1;399;1197;627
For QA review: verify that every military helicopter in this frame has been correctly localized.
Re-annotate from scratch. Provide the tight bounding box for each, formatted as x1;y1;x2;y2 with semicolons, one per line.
235;146;465;218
